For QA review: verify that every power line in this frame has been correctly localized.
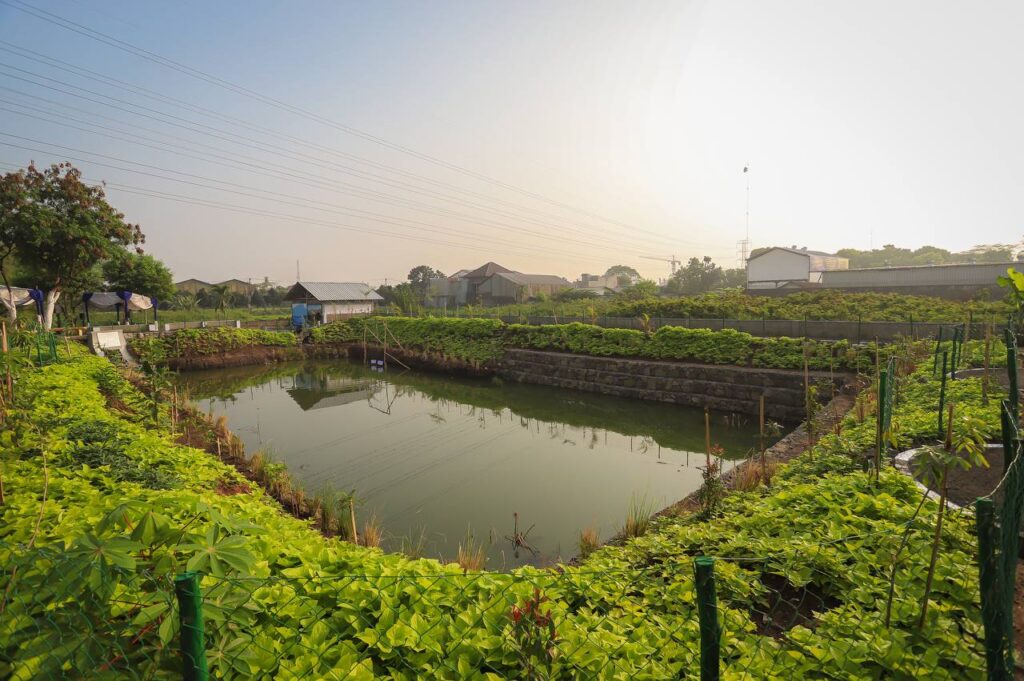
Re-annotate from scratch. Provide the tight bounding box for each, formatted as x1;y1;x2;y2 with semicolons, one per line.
0;39;691;247
0;62;707;254
0;0;686;240
0;93;704;257
0;132;693;263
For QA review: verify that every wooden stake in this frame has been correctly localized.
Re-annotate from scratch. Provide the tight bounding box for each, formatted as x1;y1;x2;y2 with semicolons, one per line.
704;407;711;470
759;394;766;480
2;321;11;401
349;498;359;545
982;324;991;406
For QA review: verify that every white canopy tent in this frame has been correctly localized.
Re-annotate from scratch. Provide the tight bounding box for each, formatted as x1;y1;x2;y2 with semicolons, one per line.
0;286;34;308
83;291;157;324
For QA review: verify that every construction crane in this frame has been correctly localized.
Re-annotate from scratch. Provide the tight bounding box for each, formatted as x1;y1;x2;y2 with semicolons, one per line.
640;254;681;276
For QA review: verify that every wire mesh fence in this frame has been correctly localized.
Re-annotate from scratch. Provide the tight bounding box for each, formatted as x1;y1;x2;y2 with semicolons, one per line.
1;518;992;680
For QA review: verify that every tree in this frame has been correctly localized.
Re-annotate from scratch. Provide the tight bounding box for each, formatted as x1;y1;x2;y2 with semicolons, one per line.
407;265;444;301
208;284;230;316
0;172;29;324
603;265;640;288
170;291;198;311
618;279;659;300
3;163;143;329
664;256;723;295
102;251;175;301
721;268;746;289
377;282;420;314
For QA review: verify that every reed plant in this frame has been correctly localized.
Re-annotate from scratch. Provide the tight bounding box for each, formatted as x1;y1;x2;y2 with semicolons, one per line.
456;532;487;571
361;515;383;548
577;526;600;559
623;495;654;539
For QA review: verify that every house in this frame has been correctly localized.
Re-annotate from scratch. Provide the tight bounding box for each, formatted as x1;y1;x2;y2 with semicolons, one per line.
173;278;213;294
746;247;848;291
476;272;572;304
576;273;624;292
218;279;256;296
285;282;384;325
425;262;571;307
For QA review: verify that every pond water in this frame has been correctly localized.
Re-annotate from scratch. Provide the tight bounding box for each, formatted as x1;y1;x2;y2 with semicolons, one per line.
177;360;771;568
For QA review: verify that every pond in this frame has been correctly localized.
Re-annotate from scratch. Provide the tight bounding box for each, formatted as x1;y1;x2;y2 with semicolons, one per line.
177;360;772;568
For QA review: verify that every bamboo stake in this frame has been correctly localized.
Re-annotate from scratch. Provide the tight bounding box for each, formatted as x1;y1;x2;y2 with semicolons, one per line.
982;324;991;406
2;321;11;401
759;394;766;480
349;498;359;545
704;407;711;471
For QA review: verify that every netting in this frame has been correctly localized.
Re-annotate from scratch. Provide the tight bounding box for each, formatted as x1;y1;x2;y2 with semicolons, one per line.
1;513;989;680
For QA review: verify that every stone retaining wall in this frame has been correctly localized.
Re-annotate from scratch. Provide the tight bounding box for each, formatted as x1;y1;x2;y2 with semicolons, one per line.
498;349;846;421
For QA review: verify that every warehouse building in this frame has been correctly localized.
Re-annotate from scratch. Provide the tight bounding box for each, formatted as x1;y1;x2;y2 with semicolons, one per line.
746;247;849;290
819;262;1024;298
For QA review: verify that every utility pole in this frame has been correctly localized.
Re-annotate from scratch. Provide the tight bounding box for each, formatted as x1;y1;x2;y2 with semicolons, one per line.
296;259;300;281
736;164;751;267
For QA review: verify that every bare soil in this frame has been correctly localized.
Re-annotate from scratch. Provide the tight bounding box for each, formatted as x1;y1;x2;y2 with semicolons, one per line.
752;573;840;638
917;447;1008;508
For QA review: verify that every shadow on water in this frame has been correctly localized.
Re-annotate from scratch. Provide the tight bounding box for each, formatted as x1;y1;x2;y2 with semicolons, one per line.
177;360;779;569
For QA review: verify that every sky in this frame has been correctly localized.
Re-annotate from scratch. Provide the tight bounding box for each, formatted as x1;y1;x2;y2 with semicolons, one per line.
1;0;1022;285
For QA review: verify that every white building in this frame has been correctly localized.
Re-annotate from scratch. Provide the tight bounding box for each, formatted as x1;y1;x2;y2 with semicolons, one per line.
285;282;383;324
746;247;849;290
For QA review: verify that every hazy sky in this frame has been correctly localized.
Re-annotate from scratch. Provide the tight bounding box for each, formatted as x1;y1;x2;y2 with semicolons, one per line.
1;0;1022;285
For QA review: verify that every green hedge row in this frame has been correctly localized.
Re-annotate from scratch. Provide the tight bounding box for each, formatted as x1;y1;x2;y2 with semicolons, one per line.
312;316;876;371
130;327;296;362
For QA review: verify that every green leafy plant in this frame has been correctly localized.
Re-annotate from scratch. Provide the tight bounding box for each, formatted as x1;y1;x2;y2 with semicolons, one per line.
912;410;990;627
509;588;558;680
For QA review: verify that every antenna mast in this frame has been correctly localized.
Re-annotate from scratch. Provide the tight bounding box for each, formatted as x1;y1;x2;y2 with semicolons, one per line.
736;164;751;267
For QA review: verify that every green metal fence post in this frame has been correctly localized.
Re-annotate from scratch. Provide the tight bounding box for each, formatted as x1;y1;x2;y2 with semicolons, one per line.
938;351;948;439
694;557;720;681
933;326;943;376
975;498;1011;681
1006;328;1019;425
1001;400;1015;476
175;572;209;681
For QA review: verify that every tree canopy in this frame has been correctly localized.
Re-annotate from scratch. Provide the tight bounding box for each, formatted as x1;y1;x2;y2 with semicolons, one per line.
663;256;745;295
603;265;640;287
102;251;175;301
0;163;144;328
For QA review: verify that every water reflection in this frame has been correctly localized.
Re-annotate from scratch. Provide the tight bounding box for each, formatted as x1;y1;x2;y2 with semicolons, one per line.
178;360;774;569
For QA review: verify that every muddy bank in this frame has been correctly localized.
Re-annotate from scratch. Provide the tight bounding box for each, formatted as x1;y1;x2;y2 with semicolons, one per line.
161;341;494;377
166;345;306;370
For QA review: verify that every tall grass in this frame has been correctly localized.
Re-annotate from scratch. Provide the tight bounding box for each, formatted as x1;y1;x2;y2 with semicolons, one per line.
361;515;383;548
577;526;600;559
623;495;655;539
455;532;487;571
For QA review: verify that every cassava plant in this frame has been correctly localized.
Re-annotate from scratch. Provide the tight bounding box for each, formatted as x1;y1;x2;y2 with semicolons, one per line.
912;408;989;628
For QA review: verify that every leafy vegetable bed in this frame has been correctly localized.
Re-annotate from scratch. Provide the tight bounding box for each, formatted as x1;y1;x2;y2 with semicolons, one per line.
474;289;1009;323
130;327;296;363
311;316;1002;373
0;349;994;678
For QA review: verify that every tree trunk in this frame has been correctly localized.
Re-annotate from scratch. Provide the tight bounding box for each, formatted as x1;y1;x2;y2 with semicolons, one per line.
42;290;61;330
0;296;15;326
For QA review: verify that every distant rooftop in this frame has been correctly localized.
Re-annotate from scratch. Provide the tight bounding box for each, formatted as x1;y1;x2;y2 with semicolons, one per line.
750;246;839;259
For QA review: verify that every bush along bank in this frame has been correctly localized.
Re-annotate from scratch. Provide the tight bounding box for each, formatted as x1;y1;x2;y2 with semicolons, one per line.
0;342;1000;678
128;327;301;370
311;316;1006;374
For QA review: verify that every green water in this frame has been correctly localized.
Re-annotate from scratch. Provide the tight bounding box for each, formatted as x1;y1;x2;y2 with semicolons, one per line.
177;360;771;568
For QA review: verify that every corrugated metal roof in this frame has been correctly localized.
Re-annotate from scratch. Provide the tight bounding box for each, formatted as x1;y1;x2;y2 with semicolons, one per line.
493;272;572;286
287;282;384;302
749;246;838;259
